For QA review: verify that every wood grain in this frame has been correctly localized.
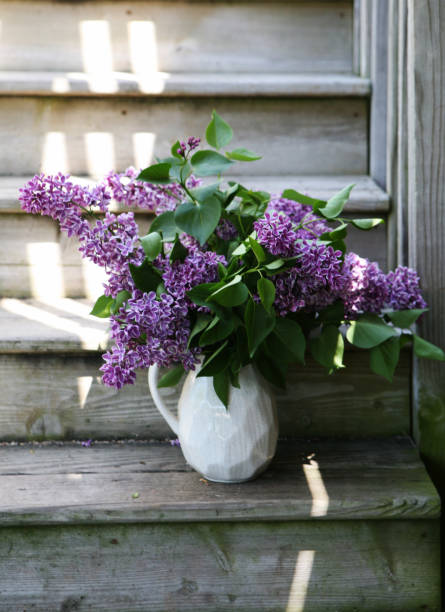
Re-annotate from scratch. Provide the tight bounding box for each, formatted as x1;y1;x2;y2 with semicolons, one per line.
0;519;439;611
406;1;445;487
1;175;390;214
0;97;368;177
0;438;439;524
0;1;353;73
0;352;410;440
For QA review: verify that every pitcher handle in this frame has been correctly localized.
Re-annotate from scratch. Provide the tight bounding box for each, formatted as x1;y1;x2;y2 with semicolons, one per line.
148;364;179;436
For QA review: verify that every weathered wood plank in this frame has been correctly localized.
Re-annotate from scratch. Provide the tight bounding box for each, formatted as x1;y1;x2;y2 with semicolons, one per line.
0;71;371;97
0;438;439;524
0;519;440;611
0;97;368;177
0;1;353;73
406;1;445;488
0;351;410;440
0;175;391;214
0;211;387;297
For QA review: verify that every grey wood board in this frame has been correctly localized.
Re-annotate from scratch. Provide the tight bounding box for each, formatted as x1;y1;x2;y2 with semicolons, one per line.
0;213;387;297
0;1;353;73
0;519;440;611
0;438;439;525
406;1;445;485
0;352;410;440
0;174;390;213
0;97;368;176
0;71;371;97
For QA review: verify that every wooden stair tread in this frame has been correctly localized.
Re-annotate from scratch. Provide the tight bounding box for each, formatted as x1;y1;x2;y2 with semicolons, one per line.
0;174;390;214
0;71;371;97
0;438;439;526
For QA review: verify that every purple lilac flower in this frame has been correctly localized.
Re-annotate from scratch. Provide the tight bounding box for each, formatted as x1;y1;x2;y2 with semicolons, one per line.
273;241;343;315
254;211;299;257
268;196;330;237
78;211;145;297
339;253;389;318
386;266;427;310
160;247;226;303
177;136;201;158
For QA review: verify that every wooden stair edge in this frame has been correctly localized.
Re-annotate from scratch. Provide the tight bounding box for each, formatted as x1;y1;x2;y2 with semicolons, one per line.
0;71;372;97
0;438;439;527
0;174;390;214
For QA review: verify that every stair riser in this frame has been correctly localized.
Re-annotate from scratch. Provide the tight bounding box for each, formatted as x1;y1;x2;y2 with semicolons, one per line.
0;352;410;441
0;520;439;611
0;1;353;74
0;213;385;298
0;97;368;177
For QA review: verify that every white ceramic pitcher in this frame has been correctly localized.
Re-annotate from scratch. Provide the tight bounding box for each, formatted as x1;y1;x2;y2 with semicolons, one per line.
148;364;278;483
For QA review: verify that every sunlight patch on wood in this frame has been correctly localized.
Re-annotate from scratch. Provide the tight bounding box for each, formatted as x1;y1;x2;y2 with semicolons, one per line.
286;550;315;612
303;455;329;517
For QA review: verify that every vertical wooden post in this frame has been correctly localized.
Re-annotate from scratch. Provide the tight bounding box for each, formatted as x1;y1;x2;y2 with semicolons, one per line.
406;0;445;487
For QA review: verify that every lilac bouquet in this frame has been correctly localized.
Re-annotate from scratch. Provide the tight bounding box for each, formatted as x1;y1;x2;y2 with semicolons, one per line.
20;112;444;406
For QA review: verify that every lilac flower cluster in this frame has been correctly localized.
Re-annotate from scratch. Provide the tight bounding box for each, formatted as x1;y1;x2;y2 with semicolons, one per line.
101;248;224;388
255;200;426;318
106;166;201;215
273;242;344;315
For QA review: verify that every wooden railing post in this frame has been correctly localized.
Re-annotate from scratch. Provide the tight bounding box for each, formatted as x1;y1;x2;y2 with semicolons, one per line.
406;0;445;488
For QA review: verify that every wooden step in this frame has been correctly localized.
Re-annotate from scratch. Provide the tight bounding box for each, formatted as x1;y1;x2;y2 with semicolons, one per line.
0;175;388;299
0;96;368;176
0;71;371;97
0;299;410;441
0;1;354;74
0;438;440;610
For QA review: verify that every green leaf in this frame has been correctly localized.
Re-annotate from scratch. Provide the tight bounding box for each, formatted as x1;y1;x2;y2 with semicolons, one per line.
140;232;162;261
413;335;445;361
351;218;385;230
386;308;428;329
244;299;276;358
190;150;233;177
254;348;287;389
137;162;172;184
129;259;162;293
187;313;212;348
310;325;344;370
189;182;220;203
209;275;249;307
198;341;230;377
217;262;228;279
226;148;262;162
318;300;345;325
157;364;185;388
257;277;276;313
264;258;285;271
171;140;182;159
149;211;179;242
213;369;230;408
249;236;266;263
281;189;326;209
186;282;222;307
231;241;249;257
199;315;235;346
90;294;114;318
205;111;233;149
274;318;305;364
175;196;221;245
319;183;355;219
169;238;188;263
346;314;397;349
320;223;348;242
369;337;400;382
111;290;131;315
